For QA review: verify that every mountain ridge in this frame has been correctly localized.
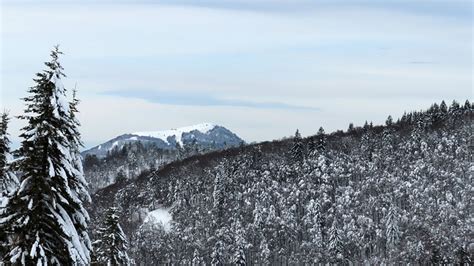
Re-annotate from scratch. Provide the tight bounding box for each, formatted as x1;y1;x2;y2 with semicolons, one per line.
82;123;243;158
82;123;244;192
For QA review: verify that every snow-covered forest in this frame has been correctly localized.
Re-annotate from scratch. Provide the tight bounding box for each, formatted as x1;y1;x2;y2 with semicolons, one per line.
0;48;473;265
91;99;473;264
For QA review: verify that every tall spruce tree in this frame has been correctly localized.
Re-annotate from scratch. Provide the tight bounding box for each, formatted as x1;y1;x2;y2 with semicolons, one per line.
463;99;471;110
303;199;323;262
316;127;326;152
290;129;304;164
66;87;92;265
232;220;247;266
385;115;393;126
192;249;204;266
385;203;400;259
328;218;343;261
210;241;223;266
0;112;19;259
0;112;19;195
94;207;130;266
307;137;317;155
0;47;91;265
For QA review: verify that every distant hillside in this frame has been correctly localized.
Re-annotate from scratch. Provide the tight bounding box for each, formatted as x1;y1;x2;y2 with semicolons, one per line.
89;100;473;265
82;123;243;158
82;123;243;192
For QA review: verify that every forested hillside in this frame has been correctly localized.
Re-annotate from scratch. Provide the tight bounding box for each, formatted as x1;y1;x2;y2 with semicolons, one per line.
83;124;244;192
90;100;473;265
83;143;178;193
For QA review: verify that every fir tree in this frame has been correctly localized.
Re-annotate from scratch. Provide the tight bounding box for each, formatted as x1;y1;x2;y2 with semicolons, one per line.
464;99;471;110
212;162;227;227
307;137;317;154
385;203;400;255
328;218;343;261
347;122;354;133
440;100;448;114
316;127;326;152
361;130;374;162
94;207;130;266
175;142;184;160
232;246;246;266
259;238;270;265
303;199;322;261
65;87;92;263
232;221;247;266
0;112;19;259
192;249;204;266
290;129;304;164
210;241;223;266
363;120;370;130
385;115;393;126
449;100;460;113
0;112;18;195
0;46;91;265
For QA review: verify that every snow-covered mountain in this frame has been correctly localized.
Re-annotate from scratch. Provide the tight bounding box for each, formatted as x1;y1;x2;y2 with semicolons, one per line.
82;123;243;158
82;123;244;192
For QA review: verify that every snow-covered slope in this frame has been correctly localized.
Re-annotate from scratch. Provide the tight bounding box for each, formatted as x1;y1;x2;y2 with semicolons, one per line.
133;123;216;146
82;123;243;158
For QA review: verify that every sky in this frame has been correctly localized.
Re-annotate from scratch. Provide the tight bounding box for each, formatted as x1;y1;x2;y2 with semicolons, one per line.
1;0;472;149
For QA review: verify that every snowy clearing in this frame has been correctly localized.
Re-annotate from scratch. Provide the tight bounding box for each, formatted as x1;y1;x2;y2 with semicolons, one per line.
143;208;172;232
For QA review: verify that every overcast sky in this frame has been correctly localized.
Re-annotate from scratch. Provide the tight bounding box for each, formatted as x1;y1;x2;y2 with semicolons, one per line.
1;0;472;149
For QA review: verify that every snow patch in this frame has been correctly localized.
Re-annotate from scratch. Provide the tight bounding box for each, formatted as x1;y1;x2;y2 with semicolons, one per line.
110;141;119;150
143;208;172;232
132;123;216;146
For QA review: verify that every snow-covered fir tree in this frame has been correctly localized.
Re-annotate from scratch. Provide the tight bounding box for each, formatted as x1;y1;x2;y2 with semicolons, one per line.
0;112;19;195
303;199;322;261
94;207;130;266
192;249;204;266
328;218;343;262
289;129;304;164
385;203;400;261
385;115;393;126
65;86;92;266
258;238;271;265
0;47;91;265
0;112;19;259
315;126;327;152
232;220;247;266
210;240;223;266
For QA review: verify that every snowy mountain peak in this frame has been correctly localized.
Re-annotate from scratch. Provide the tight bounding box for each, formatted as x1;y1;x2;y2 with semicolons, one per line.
132;123;217;145
82;123;243;159
82;122;243;191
